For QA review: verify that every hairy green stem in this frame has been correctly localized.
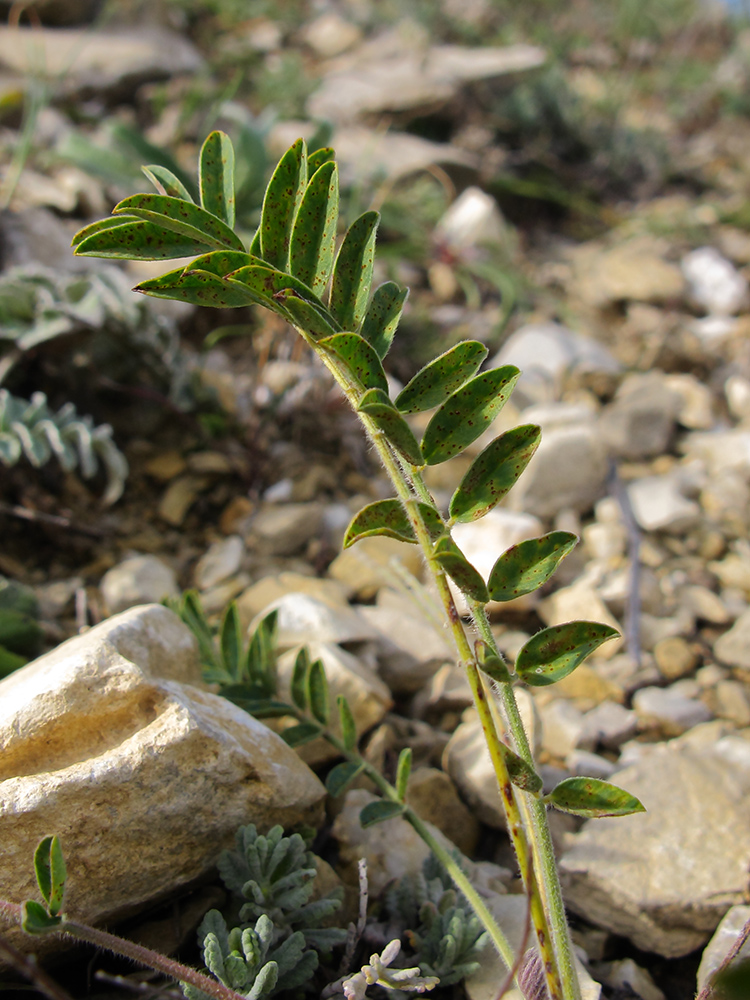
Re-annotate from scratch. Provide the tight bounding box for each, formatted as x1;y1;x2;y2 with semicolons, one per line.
0;900;248;1000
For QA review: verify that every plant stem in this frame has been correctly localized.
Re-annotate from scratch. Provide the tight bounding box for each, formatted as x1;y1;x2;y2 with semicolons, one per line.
0;900;248;1000
471;604;582;1000
306;335;570;1000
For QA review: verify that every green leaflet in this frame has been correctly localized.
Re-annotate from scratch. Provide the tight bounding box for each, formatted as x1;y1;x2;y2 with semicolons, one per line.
546;777;645;818
500;744;543;794
360;282;409;359
185;250;259;276
226;265;330;322
320;333;388;393
282;722;321;748
220;603;242;680
359;800;405;828
22;900;62;934
357;388;424;466
307;146;335;175
326;760;364;798
33;835;66;917
259;137;307;270
432;535;489;603
135;268;261;308
290;161;339;296
449;424;541;523
199;130;236;228
291;647;311;711
329;211;379;331
142;163;194;201
488;531;578;602
712;958;750;1000
337;694;357;750
395;341;489;414
342;499;444;548
74;219;212;260
307;658;329;725
476;641;512;684
112;193;245;251
395;747;412;801
282;294;340;340
516;621;619;687
421;366;520;465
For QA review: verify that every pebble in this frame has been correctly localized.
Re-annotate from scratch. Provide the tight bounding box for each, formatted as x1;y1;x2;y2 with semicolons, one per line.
627;474;701;534
682;246;748;315
571;236;686;307
158;475;209;526
566;748;617;780
405;767;481;855
236;572;351;628
595;958;665;1000
435;185;510;252
328;535;424;600
194;535;245;591
653;636;699;680
249;502;325;556
100;555;179;615
712;679;750;726
359;599;453;694
714;608;750;671
632;685;712;736
600;372;680;460
579;700;638;750
256;592;380;649
538;582;623;659
538;698;585;759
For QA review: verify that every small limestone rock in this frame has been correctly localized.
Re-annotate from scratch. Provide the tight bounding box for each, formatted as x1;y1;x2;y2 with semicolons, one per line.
663;373;714;430
560;736;750;957
194;535;244;591
406;767;481;855
538;698;585;759
567;748;616;780
627;474;701;534
596;958;665;1000
653;636;699;680
435;186;510;252
632;685;712;736
359;598;452;694
236;573;352;629
682;246;748;315
539;582;623;659
0;605;325;957
600;373;680;460
158;474;208;525
715;609;750;671
256;592;380;649
572;237;686;308
712;679;750;726
579;701;638;750
249;502;325;556
328;535;423;600
100;555;178;614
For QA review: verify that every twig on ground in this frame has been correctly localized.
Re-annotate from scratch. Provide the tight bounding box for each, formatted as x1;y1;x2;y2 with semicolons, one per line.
0;501;109;538
608;461;642;669
0;930;75;1000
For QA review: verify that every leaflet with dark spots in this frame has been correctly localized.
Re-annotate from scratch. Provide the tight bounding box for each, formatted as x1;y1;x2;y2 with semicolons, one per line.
343;498;443;548
432;534;489;603
259;137;307;271
329;211;379;332
515;621;619;687
449;423;541;523
111;193;244;251
74;219;212;260
395;340;488;414
199;130;236;228
320;332;388;393
357;388;424;466
290;161;338;296
360;282;409;360
488;531;578;602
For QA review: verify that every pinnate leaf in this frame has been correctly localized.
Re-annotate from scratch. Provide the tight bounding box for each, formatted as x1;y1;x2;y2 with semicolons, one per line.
320;333;388;392
326;761;364;797
329;211;379;331
259;137;307;269
112;193;244;251
450;424;541;523
337;694;358;751
359;800;405;828
547;777;645;818
488;531;578;602
421;366;520;465
432;535;489;603
343;499;444;548
361;282;409;359
357;388;424;465
516;621;619;687
290;161;339;296
199;130;236;228
395;341;488;414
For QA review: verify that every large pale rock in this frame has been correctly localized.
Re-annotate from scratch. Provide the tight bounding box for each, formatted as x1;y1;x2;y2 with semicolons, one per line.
255;592;380;648
560;736;750;957
0;605;325;954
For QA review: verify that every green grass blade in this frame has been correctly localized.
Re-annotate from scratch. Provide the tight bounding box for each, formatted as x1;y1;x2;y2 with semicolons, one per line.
395;341;489;414
516;621;619;687
421;366;520;465
449;424;541;523
488;531;578;602
360;282;409;359
329;211;379;331
357;388;424;466
199;130;236;228
290;161;339;296
320;332;388;393
113;193;245;251
259;137;307;270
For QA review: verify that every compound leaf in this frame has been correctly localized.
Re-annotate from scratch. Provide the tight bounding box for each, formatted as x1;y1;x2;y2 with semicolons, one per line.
112;193;245;251
359;800;404;828
199;130;236;228
320;333;388;393
343;499;444;548
516;621;619;687
421;366;520;465
357;388;423;465
547;777;645;818
449;424;541;523
259;137;307;270
329;211;379;331
326;760;364;798
360;282;409;359
432;535;489;603
488;531;578;602
395;341;488;414
290;161;339;296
